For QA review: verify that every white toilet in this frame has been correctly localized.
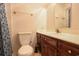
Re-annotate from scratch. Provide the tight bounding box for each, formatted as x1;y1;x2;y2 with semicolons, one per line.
18;32;34;56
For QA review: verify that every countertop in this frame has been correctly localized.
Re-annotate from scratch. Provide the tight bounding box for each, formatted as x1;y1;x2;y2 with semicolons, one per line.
37;31;79;45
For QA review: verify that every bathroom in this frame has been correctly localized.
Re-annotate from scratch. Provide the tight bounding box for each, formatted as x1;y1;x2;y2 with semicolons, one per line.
0;3;79;56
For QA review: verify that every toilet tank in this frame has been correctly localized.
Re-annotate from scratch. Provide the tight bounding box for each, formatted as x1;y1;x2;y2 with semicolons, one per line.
18;32;32;45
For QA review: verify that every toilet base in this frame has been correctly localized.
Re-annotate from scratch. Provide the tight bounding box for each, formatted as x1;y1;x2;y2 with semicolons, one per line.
18;45;34;56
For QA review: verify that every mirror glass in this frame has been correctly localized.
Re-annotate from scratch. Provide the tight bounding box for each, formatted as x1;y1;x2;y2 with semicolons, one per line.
54;3;71;29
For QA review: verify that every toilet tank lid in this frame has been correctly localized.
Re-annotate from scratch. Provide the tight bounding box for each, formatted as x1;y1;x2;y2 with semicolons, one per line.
18;32;32;35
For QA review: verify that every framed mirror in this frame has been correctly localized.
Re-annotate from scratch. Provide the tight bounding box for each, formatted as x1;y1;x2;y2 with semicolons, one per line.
54;3;72;29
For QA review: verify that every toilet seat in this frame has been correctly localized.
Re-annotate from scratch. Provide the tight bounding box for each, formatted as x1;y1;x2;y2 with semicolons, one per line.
18;45;34;56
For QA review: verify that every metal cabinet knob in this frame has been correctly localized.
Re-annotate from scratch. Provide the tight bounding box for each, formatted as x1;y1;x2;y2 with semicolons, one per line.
68;50;72;54
45;39;46;40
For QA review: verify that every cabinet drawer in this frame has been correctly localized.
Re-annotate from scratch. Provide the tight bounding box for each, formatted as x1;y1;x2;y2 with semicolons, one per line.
58;41;79;56
42;35;57;48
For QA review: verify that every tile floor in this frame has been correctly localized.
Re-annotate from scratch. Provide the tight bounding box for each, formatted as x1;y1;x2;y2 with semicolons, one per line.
33;53;41;56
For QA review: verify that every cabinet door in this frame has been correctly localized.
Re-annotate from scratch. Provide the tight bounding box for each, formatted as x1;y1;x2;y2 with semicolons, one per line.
36;33;41;52
41;39;48;56
47;44;57;56
41;35;57;56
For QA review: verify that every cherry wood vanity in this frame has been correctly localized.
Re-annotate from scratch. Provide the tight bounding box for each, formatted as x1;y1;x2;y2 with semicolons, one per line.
36;32;79;56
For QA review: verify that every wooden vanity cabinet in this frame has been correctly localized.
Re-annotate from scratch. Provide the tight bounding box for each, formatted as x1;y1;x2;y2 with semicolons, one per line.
36;33;79;56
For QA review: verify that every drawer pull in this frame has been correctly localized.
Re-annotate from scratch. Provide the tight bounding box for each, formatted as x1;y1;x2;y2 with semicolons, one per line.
45;39;46;40
68;50;72;54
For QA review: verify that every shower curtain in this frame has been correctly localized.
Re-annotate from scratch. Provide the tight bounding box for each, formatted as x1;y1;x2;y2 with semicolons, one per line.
0;3;12;56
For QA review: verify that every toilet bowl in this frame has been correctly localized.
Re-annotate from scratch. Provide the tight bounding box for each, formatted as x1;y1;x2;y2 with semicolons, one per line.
18;32;34;56
18;45;34;56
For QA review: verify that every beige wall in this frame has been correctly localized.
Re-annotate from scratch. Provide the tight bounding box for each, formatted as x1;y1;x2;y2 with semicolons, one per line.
47;4;55;32
70;4;79;34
